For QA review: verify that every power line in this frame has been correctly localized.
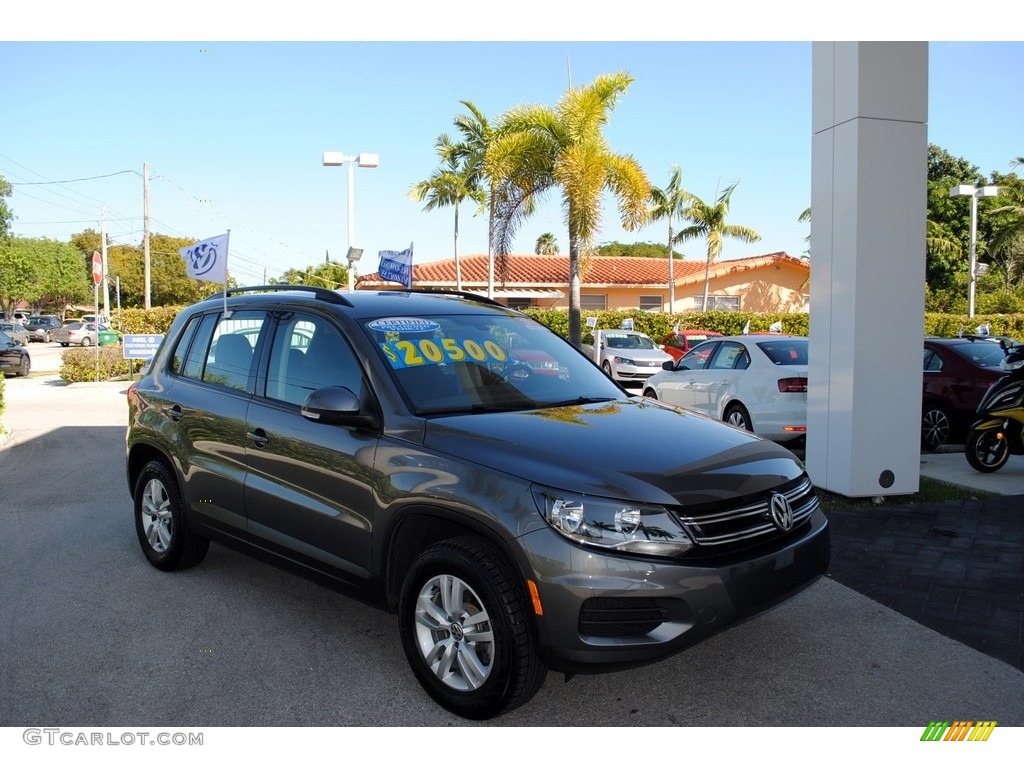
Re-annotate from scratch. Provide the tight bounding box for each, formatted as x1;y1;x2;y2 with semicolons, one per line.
7;169;140;185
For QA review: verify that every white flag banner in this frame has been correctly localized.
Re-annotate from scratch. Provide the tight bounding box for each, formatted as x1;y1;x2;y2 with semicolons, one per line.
378;243;414;288
769;320;783;333
742;320;751;335
180;233;229;283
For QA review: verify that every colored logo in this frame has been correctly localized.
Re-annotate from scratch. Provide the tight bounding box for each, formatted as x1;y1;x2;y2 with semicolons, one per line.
186;241;221;278
920;721;997;741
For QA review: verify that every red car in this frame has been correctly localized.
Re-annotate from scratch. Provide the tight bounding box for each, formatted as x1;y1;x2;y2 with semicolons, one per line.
922;336;1007;451
660;329;723;361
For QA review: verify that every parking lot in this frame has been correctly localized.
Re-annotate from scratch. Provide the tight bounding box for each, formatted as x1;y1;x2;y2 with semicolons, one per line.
1;352;1022;730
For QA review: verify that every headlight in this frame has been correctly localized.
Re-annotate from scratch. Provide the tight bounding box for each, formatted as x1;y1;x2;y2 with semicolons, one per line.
533;487;694;557
612;356;636;366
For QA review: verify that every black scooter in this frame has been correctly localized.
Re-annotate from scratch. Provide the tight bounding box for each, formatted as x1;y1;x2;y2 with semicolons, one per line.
964;339;1024;473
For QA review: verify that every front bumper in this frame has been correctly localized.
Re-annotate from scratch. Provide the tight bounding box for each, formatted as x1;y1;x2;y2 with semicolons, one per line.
520;508;830;670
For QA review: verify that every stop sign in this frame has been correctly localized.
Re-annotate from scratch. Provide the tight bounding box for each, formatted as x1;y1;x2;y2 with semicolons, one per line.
92;251;102;286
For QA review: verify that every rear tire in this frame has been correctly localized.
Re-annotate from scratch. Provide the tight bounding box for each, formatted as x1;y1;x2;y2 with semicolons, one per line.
965;427;1010;473
724;403;753;432
921;403;952;452
133;460;209;570
399;536;547;720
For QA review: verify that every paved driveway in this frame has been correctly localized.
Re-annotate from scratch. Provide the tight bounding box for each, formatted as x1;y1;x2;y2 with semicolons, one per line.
1;374;1021;730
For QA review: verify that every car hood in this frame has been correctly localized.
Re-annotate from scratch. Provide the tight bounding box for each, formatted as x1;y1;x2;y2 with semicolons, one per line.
422;398;803;506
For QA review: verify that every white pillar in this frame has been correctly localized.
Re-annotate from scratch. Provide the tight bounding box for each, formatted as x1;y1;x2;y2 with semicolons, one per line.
806;42;928;496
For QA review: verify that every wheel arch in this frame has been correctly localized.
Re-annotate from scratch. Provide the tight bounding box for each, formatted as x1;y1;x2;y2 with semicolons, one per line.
721;398;752;428
126;441;181;502
382;505;531;613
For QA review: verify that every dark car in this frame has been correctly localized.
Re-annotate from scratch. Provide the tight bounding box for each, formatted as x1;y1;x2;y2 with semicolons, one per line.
24;315;63;343
0;329;31;377
922;336;1006;450
126;286;829;719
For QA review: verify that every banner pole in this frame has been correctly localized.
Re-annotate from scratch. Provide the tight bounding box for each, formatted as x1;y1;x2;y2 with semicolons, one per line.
223;230;231;318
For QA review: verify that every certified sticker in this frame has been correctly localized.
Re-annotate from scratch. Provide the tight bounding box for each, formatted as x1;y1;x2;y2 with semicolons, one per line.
367;317;441;334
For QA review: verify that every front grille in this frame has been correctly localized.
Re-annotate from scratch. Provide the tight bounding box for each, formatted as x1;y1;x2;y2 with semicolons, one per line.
674;476;818;551
579;597;668;638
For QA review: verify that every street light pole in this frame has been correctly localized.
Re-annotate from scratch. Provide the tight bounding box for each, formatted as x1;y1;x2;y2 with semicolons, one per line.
950;184;1000;318
323;151;379;291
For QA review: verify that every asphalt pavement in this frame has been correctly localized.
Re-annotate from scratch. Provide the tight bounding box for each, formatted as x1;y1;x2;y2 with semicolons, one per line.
1;353;1021;729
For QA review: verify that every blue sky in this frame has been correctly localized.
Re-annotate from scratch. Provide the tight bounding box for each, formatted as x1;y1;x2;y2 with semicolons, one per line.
2;23;1021;287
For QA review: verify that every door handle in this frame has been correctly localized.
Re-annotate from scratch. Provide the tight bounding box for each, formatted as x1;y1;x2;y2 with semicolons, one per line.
168;404;183;422
247;428;269;448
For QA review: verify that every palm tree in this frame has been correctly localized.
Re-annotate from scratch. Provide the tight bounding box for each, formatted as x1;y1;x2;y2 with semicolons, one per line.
450;100;522;298
988;181;1024;289
648;165;691;308
798;206;811;259
677;181;761;312
535;232;559;255
409;134;484;291
487;71;651;347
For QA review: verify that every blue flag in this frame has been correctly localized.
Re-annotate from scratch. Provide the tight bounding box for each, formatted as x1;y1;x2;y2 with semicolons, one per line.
378;243;413;288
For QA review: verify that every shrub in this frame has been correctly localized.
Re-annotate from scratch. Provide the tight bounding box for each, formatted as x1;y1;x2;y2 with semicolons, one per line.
522;309;810;343
60;346;135;382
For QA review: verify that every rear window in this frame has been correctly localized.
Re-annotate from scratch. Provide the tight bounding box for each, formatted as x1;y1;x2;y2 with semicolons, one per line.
950;341;1005;367
757;339;808;365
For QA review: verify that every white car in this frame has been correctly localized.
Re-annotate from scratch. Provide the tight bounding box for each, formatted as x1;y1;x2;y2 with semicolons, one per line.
582;329;674;387
642;334;809;444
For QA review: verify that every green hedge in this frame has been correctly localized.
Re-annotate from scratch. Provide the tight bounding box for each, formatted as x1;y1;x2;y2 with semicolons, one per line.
60;346;137;383
523;309;809;342
110;306;185;335
104;303;1024;349
524;309;1024;343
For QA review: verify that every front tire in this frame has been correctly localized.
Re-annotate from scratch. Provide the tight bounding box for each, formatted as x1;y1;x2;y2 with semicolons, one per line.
965;427;1010;473
399;536;547;720
16;356;30;377
133;459;209;570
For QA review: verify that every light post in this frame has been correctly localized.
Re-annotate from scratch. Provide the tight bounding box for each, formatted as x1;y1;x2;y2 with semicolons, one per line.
950;184;1000;318
323;151;379;291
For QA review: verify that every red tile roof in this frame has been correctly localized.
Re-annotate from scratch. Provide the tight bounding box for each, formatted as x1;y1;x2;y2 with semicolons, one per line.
358;252;806;288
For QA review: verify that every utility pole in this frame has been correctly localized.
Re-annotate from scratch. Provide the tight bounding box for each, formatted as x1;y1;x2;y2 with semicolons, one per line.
143;161;151;309
100;207;110;317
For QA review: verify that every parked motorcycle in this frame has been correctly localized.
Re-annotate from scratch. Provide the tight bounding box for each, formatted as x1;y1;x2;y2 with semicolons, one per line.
964;338;1024;472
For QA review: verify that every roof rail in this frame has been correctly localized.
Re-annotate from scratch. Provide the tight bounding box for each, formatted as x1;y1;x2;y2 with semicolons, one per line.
208;285;353;307
406;288;506;308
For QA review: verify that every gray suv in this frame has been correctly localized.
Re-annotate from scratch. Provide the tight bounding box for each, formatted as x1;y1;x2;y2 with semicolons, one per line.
126;286;829;719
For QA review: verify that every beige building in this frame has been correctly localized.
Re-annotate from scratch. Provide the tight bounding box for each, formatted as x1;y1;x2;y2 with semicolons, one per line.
358;252;810;313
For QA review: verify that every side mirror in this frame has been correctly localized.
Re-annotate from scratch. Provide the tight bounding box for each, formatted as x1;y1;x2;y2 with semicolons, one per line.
662;360;675;371
301;386;376;429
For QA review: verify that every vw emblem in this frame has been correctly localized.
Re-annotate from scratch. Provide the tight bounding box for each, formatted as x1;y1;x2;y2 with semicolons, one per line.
768;492;794;531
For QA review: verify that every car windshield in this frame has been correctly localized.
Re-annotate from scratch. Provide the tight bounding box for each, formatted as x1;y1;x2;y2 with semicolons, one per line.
362;312;623;414
757;339;808;365
605;332;656;350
